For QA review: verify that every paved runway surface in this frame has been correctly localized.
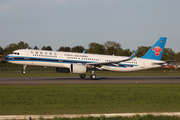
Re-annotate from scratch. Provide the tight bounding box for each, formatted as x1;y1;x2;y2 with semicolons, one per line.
0;76;180;84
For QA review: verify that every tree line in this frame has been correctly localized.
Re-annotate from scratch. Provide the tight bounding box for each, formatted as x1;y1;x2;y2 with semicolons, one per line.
0;41;180;62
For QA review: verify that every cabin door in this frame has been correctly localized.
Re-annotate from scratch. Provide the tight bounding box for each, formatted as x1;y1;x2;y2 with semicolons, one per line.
141;61;145;68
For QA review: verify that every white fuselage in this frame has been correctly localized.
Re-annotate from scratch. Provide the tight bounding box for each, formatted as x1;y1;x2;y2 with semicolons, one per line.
5;49;163;72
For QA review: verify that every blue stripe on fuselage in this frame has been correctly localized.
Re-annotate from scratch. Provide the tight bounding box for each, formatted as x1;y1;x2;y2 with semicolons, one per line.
5;55;138;68
5;55;96;64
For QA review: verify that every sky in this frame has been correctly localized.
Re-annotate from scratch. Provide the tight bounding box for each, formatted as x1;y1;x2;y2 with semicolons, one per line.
0;0;180;53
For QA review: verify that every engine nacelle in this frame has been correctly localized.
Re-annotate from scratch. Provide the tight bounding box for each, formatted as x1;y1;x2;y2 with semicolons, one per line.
56;67;70;73
71;63;87;74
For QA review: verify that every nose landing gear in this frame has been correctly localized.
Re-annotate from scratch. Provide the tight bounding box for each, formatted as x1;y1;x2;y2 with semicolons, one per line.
22;65;27;74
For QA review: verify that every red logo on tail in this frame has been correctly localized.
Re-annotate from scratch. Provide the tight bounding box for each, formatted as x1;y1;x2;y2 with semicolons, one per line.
153;46;162;56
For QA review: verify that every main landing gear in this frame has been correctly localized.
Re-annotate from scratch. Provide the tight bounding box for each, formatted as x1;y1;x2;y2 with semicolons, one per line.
22;65;27;74
90;70;96;80
90;74;96;80
79;70;97;80
79;74;86;79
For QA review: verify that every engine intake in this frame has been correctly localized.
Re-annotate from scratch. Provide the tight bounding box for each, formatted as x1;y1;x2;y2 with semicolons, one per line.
71;63;87;74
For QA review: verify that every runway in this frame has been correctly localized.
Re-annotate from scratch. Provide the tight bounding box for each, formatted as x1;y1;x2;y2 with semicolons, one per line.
0;76;180;84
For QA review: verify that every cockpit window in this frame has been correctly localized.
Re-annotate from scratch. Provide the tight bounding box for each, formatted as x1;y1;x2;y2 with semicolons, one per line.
11;52;19;55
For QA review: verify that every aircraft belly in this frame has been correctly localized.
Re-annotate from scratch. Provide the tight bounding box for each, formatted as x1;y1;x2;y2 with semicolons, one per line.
32;61;66;67
16;61;33;65
14;61;65;68
108;66;140;72
8;61;18;64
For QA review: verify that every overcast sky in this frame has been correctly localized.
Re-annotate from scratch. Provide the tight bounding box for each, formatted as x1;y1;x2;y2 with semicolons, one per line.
0;0;180;53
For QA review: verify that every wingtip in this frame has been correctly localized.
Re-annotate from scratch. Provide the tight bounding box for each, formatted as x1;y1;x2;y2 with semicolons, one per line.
130;49;138;59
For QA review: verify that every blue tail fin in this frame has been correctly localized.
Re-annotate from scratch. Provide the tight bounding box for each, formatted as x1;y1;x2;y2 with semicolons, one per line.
141;37;167;60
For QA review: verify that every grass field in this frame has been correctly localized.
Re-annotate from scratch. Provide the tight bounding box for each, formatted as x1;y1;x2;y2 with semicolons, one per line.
51;115;180;120
0;70;180;77
1;84;180;115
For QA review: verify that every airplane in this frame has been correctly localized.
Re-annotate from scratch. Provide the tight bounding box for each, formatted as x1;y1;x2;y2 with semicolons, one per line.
5;37;167;79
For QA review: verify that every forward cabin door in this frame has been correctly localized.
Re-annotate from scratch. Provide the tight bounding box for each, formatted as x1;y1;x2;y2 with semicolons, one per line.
58;53;63;62
24;51;29;60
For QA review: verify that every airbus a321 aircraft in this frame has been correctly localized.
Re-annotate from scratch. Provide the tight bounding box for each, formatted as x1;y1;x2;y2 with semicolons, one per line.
5;37;167;79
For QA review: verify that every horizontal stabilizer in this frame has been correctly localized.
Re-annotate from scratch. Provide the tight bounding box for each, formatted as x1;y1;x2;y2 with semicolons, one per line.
153;61;167;66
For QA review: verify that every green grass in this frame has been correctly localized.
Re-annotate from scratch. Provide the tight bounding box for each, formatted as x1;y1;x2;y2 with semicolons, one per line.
1;84;180;115
51;115;180;120
0;70;180;77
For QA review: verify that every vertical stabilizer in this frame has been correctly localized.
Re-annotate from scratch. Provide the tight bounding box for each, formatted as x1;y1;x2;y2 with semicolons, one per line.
141;37;167;60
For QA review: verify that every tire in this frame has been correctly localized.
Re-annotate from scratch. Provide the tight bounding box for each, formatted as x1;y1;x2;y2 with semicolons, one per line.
80;74;86;79
90;74;96;80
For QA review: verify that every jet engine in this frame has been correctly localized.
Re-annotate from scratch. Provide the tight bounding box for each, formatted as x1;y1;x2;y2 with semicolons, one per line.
56;63;87;74
70;63;87;74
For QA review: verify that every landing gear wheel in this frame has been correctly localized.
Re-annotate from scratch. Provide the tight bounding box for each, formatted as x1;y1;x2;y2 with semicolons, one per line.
79;74;86;79
90;74;96;80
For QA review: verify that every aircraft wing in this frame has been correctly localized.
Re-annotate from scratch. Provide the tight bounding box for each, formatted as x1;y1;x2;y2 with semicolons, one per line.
86;50;138;67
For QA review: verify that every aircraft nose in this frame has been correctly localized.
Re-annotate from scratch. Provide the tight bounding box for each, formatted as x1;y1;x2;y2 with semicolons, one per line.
5;55;12;61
